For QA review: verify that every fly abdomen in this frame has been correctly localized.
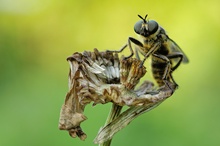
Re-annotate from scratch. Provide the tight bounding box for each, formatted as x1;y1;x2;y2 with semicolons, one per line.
151;55;170;86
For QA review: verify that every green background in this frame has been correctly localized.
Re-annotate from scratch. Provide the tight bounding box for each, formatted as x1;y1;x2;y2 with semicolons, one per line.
1;0;220;146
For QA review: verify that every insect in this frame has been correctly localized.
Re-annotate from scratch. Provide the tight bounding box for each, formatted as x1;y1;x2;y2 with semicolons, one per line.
108;14;189;89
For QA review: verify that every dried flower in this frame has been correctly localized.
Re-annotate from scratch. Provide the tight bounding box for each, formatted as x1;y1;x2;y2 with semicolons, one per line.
58;48;176;142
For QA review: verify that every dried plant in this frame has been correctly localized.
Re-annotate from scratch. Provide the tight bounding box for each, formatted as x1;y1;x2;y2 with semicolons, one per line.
58;48;176;145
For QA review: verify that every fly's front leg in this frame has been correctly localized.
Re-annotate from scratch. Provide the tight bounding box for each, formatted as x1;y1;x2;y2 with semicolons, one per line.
139;42;161;67
123;37;145;60
107;37;144;60
135;47;140;60
106;43;128;54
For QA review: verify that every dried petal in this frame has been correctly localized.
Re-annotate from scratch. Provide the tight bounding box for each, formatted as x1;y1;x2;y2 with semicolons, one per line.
59;48;177;141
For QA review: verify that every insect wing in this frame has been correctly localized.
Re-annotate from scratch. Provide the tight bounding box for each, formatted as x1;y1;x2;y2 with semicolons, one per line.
169;38;189;63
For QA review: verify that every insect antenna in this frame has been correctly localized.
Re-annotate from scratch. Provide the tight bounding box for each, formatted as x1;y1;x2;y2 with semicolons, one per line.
138;14;148;23
144;14;148;20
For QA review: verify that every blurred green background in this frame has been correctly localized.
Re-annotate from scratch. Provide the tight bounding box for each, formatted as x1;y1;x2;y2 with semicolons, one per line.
1;0;220;146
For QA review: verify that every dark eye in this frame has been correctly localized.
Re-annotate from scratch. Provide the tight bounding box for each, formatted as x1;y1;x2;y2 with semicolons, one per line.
148;20;159;34
134;20;143;34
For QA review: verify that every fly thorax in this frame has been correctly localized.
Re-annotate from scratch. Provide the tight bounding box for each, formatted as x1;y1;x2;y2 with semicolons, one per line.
160;34;168;42
143;38;154;48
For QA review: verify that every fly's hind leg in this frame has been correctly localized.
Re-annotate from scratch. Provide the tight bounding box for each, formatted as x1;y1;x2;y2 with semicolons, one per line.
167;52;183;72
152;54;178;92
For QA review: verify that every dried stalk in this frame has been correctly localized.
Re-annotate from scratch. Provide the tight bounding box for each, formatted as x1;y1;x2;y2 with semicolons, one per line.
94;82;175;144
99;104;122;146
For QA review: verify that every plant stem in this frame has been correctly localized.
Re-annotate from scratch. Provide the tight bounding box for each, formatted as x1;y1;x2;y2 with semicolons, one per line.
99;104;123;146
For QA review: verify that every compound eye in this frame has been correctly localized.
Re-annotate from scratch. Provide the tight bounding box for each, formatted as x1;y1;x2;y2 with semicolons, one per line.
134;20;143;34
148;20;159;34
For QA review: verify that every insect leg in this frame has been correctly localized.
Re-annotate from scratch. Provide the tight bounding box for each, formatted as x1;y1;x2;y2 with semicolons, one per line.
166;52;183;71
135;47;140;60
106;37;143;60
152;54;177;92
125;37;144;59
139;42;161;67
169;72;178;88
106;44;128;54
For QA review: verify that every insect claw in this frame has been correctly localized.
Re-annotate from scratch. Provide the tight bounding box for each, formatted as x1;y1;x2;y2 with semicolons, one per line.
173;83;179;90
163;80;175;94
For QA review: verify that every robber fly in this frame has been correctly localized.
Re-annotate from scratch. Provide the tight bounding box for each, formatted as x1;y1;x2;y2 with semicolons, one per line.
108;14;189;89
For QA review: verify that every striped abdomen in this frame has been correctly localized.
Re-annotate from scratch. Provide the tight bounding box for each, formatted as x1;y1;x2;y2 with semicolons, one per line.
151;55;171;87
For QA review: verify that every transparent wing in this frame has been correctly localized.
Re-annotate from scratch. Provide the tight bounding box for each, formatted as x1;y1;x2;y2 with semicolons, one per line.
169;38;189;63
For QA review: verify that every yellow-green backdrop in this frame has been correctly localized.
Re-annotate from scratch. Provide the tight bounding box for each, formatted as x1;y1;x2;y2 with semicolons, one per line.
1;0;220;146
